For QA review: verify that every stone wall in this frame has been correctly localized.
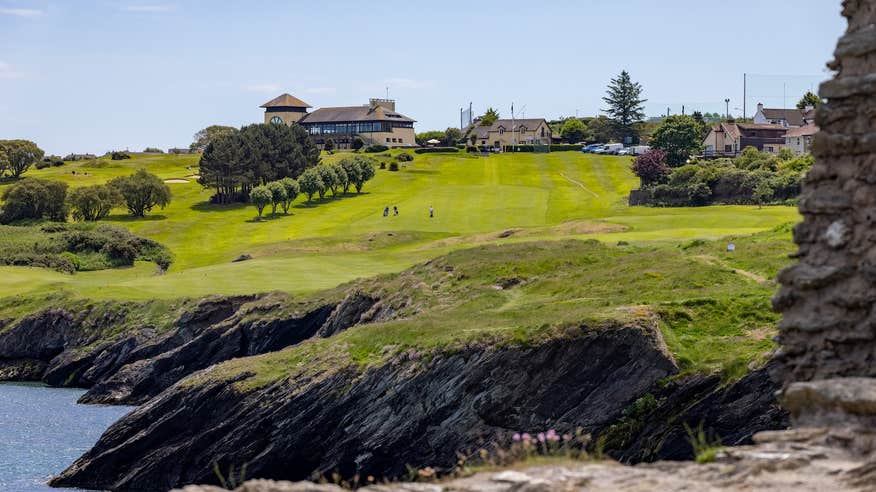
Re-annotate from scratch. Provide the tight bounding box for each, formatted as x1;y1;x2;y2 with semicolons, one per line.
773;0;876;386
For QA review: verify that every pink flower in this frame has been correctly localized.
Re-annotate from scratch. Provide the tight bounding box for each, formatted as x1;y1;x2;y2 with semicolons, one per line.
562;434;572;441
546;429;560;442
522;433;532;441
537;432;546;442
512;433;521;441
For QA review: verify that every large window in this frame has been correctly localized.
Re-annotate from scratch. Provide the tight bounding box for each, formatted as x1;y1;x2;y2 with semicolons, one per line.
270;116;283;124
304;121;396;135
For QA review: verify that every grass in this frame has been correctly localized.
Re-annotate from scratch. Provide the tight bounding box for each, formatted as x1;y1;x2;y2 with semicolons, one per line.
0;151;799;300
188;230;791;391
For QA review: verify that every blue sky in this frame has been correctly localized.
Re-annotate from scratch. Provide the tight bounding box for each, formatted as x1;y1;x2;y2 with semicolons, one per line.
0;0;845;154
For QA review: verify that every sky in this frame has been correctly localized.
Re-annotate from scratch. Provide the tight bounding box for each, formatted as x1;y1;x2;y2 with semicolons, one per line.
0;0;846;155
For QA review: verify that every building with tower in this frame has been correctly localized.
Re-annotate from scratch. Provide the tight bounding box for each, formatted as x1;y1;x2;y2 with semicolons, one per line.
260;94;417;150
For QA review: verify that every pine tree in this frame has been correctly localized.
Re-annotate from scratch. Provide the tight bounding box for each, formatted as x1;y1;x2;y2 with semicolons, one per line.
796;91;823;110
602;71;646;141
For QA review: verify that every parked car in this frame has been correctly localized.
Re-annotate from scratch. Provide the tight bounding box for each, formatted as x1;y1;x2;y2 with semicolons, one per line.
629;145;650;156
581;144;604;153
617;148;633;156
601;143;624;154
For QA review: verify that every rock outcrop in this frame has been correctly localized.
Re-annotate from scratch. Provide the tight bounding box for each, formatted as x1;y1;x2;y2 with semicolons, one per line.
0;293;370;405
50;320;678;491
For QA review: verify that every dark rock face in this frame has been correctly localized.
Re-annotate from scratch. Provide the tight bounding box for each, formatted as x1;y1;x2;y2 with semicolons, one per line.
605;360;789;463
50;321;678;491
0;294;352;405
773;0;876;386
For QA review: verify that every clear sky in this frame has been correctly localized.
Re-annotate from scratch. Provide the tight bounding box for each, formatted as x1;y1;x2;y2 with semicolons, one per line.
0;0;846;155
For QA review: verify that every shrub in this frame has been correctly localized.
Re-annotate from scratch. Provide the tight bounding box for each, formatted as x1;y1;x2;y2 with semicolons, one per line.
110;151;131;160
249;186;272;219
465;146;478;153
364;145;389;153
52;160;64;167
108;169;171;217
396;152;414;161
324;138;335;153
297;167;324;202
143;147;164;153
35;160;51;169
549;144;584;152
388;162;399;171
265;181;287;215
379;162;387;169
0;178;68;223
631;149;670;186
67;184;123;221
351;137;365;151
278;177;300;213
414;147;459;154
352;155;375;192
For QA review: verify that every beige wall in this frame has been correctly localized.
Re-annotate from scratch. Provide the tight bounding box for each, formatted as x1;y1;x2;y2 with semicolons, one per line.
702;129;736;154
785;135;812;155
315;126;416;150
477;121;552;147
264;111;306;125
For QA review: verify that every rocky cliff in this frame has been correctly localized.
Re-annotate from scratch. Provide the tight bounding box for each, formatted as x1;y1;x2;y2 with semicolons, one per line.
50;319;679;491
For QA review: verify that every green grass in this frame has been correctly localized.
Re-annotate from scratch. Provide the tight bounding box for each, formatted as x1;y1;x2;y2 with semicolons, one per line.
192;233;789;391
0;151;799;300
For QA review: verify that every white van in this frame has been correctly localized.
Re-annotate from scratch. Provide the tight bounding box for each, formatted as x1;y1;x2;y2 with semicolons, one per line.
598;143;624;154
630;145;650;156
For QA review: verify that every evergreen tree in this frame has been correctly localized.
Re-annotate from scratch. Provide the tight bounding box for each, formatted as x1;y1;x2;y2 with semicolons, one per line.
602;71;647;141
796;91;823;110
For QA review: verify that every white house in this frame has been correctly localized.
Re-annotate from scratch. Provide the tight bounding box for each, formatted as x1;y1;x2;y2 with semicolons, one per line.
752;102;815;128
784;124;819;155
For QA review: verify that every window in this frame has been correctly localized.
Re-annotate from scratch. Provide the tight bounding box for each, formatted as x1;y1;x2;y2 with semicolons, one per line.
540;127;545;137
766;146;774;152
398;138;403;143
392;138;397;143
270;116;283;125
499;127;504;135
519;126;526;133
386;138;390;142
725;145;732;152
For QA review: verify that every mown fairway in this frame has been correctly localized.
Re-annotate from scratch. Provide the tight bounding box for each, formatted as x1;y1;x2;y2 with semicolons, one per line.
0;151;799;300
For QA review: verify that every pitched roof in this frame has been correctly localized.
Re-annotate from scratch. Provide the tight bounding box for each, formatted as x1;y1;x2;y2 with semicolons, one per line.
760;108;807;127
785;124;819;137
469;118;549;138
299;105;415;124
260;93;312;109
736;123;788;131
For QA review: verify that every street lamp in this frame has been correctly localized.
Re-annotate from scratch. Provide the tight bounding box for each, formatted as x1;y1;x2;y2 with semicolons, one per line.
725;98;730;119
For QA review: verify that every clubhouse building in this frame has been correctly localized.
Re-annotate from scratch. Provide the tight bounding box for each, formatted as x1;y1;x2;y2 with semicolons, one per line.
260;94;416;150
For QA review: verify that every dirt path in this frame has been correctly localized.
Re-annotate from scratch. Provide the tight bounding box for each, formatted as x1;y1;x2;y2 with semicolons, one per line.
693;254;771;284
559;173;599;197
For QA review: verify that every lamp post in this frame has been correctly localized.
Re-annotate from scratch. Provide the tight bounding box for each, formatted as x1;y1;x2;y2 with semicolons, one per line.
725;98;730;119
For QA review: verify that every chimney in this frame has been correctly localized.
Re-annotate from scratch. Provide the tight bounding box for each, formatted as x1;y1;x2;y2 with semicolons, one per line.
757;102;764;113
369;98;395;111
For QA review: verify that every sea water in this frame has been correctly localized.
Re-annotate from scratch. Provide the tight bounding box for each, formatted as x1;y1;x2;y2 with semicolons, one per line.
0;382;133;491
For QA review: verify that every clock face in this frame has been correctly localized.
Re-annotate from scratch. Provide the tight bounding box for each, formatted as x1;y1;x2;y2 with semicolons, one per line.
270;116;283;124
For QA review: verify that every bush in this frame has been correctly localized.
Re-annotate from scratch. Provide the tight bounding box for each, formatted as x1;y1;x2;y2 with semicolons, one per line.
396;152;414;162
414;147;459;154
549;144;583;152
67;184;122;221
110;151;131;160
364;145;389;153
388;162;399;171
465;146;479;153
0;178;68;223
35;160;51;169
379;162;387;169
351;137;365;151
143;147;164;153
52;160;64;167
108;169;171;217
503;145;535;152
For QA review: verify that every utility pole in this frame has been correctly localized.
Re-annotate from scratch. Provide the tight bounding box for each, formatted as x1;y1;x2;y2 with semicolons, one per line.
682;105;685;116
743;73;747;119
725;98;730;119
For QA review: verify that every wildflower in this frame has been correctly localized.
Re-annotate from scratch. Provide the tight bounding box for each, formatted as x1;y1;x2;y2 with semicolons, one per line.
562;433;572;441
537;432;546;443
546;429;560;442
522;433;532;441
479;448;489;459
512;433;521;441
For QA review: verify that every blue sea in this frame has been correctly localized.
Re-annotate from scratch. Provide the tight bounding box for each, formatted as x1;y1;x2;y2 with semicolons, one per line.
0;382;133;491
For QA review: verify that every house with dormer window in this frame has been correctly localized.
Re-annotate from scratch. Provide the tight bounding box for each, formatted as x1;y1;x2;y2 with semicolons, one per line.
468;118;552;149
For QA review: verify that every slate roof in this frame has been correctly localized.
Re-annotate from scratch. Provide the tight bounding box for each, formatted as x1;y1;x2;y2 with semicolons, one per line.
260;93;313;109
785;124;819;137
469;118;550;139
300;104;415;124
761;108;808;127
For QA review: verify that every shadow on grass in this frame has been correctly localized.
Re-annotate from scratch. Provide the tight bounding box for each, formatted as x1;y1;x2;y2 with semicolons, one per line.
189;201;249;213
246;212;296;223
293;191;369;209
403;169;440;175
105;214;168;222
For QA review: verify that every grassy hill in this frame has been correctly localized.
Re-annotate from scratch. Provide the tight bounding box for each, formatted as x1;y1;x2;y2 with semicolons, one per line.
0;151;799;300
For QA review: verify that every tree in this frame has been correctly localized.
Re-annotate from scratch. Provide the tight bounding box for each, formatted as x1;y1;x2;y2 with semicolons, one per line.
479;108;500;127
330;163;349;195
265;181;287;215
0;140;45;178
278;177;299;213
190;125;237;152
753;179;773;208
797;91;823;110
249;186;272;219
352;156;376;193
339;157;361;194
631;149;671;186
0;178;67;223
561;118;587;143
582;116;614;143
443;127;463;146
198;123;319;204
109;169;171;217
298;167;324;202
67;184;122;221
416;130;445;146
324;138;335;153
649;115;702;166
352;137;365;151
316;165;337;199
602;71;646;141
0;147;8;176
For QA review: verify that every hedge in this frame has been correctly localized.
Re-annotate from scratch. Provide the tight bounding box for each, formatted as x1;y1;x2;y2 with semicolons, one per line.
364;145;389;153
501;144;583;153
414;147;459;154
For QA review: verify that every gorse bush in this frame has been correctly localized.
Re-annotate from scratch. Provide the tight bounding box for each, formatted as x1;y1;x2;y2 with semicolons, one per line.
640;147;813;207
0;178;68;224
0;223;172;273
396;152;414;161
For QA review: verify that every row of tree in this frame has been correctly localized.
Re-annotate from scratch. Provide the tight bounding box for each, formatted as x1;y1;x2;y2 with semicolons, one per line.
249;155;376;219
0;169;171;224
198;123;320;204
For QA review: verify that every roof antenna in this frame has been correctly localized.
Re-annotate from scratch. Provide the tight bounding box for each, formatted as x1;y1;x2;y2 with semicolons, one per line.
386;86;389;99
